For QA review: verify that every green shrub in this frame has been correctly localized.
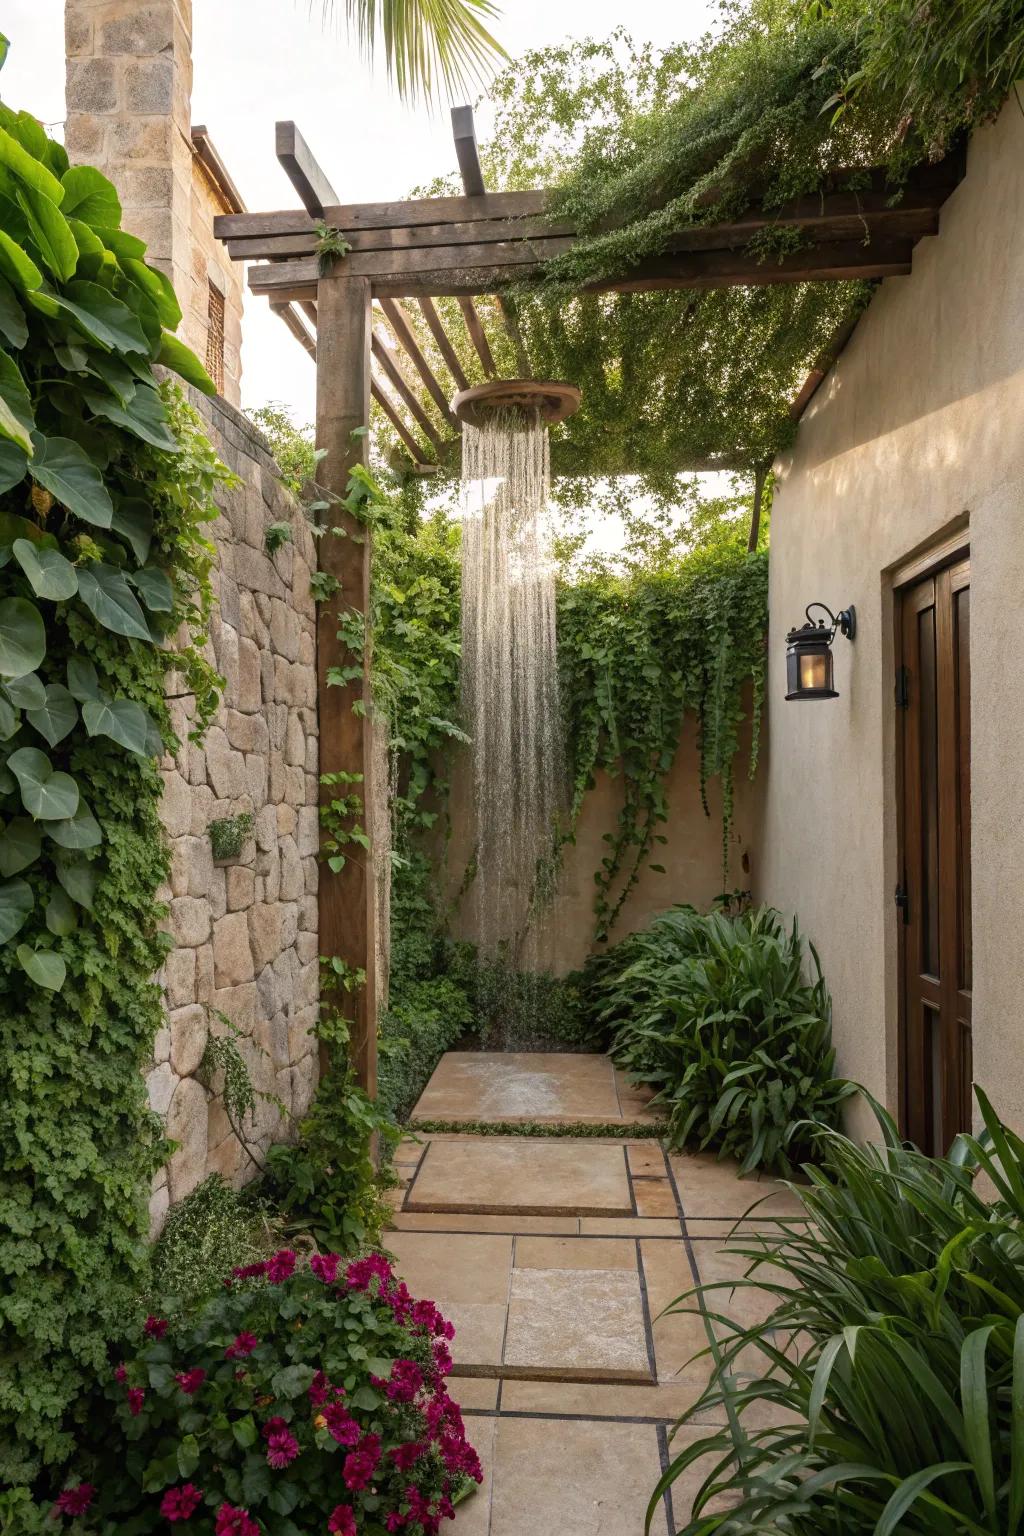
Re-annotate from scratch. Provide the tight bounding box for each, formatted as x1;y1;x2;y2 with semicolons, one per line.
63;1247;481;1533
593;905;853;1172
151;1176;282;1313
658;1088;1024;1535
379;976;474;1122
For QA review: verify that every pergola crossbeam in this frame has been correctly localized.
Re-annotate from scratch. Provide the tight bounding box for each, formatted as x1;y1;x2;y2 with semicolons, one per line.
371;331;445;451
275;121;340;219
452;104;486;197
370;377;434;466
378;297;457;426
457;297;496;377
417;297;469;391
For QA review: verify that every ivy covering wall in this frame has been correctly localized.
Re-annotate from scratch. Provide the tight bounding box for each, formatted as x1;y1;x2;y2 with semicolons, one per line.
0;61;224;1486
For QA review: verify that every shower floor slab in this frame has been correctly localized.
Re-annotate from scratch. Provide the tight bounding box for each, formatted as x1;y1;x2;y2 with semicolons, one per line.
409;1051;661;1127
404;1137;634;1216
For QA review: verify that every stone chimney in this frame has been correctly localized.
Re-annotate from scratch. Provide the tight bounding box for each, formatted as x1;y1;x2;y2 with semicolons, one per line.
64;0;244;403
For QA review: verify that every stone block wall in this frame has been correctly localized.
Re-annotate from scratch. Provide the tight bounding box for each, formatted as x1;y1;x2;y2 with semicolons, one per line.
65;0;245;405
149;394;319;1231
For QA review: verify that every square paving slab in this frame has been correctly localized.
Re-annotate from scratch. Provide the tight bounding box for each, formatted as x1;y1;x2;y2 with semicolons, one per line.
488;1416;670;1535
406;1137;633;1216
411;1051;626;1123
503;1264;652;1382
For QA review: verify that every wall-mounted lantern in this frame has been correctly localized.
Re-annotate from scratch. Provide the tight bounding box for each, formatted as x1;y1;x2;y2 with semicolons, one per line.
785;603;856;700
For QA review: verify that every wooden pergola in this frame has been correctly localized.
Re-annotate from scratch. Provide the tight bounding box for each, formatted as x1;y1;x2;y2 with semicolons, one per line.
215;112;964;1093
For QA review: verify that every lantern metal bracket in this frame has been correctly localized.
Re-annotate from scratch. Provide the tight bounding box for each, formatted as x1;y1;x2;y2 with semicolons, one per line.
804;602;856;642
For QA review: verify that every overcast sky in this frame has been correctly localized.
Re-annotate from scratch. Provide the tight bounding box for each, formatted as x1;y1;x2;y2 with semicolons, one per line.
3;0;715;425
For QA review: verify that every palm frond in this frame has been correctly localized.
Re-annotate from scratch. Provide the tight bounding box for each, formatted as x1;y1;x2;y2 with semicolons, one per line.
317;0;506;105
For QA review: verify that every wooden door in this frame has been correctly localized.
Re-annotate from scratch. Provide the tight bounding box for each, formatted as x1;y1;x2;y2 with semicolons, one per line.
897;556;972;1154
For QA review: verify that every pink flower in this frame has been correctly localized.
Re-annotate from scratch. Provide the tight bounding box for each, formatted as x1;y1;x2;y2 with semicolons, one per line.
114;1363;128;1384
266;1429;300;1469
225;1331;258;1359
432;1341;453;1378
231;1261;268;1281
160;1484;204;1522
385;1516;406;1533
128;1387;146;1416
214;1503;261;1536
310;1252;340;1284
144;1315;168;1340
343;1433;381;1491
175;1368;206;1396
385;1360;423;1404
309;1370;339;1407
266;1249;296;1284
386;1281;413;1324
389;1441;424;1472
345;1253;392;1292
54;1484;95;1518
323;1402;360;1446
327;1505;357;1536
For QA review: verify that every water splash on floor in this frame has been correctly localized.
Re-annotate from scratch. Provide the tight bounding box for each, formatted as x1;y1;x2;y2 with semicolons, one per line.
460;406;567;975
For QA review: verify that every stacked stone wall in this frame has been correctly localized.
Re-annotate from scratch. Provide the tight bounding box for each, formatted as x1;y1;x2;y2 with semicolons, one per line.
149;394;319;1230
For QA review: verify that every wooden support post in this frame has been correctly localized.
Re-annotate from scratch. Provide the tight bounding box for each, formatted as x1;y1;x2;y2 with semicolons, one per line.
748;465;768;553
315;273;377;1096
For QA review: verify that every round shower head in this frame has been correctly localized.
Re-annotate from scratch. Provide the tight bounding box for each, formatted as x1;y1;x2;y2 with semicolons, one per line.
451;378;581;427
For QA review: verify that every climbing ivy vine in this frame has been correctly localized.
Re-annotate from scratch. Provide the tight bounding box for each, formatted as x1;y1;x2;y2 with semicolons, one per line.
0;52;225;1488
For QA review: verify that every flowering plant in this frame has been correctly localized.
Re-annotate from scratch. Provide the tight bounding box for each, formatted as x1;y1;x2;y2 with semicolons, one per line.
53;1251;480;1535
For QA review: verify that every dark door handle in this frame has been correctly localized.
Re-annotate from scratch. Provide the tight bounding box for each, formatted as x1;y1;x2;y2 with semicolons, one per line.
895;885;910;923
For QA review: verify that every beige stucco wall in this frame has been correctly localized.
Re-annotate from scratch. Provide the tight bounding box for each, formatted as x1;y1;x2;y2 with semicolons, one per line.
445;709;761;974
760;94;1024;1136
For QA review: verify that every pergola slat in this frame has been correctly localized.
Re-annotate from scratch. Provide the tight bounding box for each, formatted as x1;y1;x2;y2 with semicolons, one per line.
371;332;445;451
370;377;434;465
458;297;496;377
215;189;552;241
275;121;339;219
221;213;573;262
378;297;458;426
452;104;486;197
270;300;316;359
496;295;530;376
417;297;469;391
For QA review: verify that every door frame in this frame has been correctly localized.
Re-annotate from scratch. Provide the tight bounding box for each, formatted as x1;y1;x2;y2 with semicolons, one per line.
892;527;970;1144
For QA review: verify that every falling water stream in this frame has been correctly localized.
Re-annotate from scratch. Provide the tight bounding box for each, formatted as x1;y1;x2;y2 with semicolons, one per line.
460;406;566;976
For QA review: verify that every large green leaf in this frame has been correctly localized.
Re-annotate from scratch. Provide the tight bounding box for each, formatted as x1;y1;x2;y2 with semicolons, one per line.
66;656;101;703
0;875;32;942
158;331;216;395
121;257;182;330
29;433;113;528
94;226;146;261
0;817;41;876
0;596;45;677
84;383;179;452
0;694;17;739
62;279;149;353
82;694;152;756
110;498;153;565
4;671;45;709
17;943;66;991
45;886;77;937
77;564;152;642
0;438;28;492
7;745;80;820
0;345;34;454
13;539;78;600
56;855;97;910
131;566;174;612
26;683;77;748
0;125;63;202
86;352;137;406
0;228;42;291
67;218;105;262
16;185;78;284
60;165;121;226
46;800;101;849
0;273;27;348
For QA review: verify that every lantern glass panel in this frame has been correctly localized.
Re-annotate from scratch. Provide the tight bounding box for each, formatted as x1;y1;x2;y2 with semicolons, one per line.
799;650;830;691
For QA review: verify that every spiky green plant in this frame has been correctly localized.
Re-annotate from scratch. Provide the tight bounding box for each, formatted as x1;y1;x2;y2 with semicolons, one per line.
653;1088;1024;1535
590;905;854;1173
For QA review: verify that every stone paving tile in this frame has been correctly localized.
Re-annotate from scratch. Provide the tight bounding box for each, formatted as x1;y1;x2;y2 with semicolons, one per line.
499;1378;702;1422
407;1139;633;1216
412;1051;623;1124
453;1416;496;1533
669;1151;807;1220
388;1212;581;1235
627;1144;669;1176
640;1238;713;1388
503;1265;652;1382
451;1378;501;1412
513;1236;636;1271
688;1238;792;1330
634;1179;680;1218
579;1216;681;1237
488;1416;670;1536
386;1232;513;1303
